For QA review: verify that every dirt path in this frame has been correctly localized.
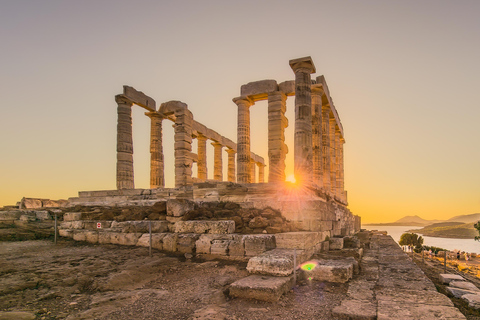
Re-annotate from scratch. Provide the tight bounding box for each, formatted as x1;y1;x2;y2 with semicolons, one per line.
0;239;347;320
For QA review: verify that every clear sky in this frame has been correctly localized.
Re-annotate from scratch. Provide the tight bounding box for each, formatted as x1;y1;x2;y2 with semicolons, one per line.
1;0;479;223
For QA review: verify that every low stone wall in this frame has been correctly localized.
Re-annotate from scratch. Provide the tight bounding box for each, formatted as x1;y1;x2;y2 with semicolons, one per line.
58;213;332;260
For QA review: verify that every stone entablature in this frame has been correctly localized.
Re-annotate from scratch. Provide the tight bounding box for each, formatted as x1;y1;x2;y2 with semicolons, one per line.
115;86;265;190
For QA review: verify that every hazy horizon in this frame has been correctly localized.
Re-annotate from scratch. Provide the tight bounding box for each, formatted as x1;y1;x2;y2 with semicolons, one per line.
1;1;479;224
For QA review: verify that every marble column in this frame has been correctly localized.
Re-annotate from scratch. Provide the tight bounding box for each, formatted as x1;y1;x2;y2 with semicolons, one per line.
174;108;194;187
212;142;223;181
234;96;254;183
321;105;331;191
226;148;236;182
258;163;265;183
197;134;208;180
289;57;316;185
250;158;256;183
267;91;288;183
311;86;323;187
339;137;346;203
115;95;134;190
329;116;337;196
335;129;342;199
146;112;164;188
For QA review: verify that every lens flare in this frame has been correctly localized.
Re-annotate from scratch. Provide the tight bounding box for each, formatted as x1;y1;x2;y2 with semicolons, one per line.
300;261;318;271
285;174;296;184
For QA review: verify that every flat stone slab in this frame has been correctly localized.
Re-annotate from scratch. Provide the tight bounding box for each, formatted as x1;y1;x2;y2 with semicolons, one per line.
376;288;453;307
229;275;293;302
377;301;466;319
446;286;480;299
303;259;353;283
332;299;376;320
450;280;480;292
173;220;235;234
274;232;319;250
246;249;308;277
439;273;465;284
329;237;344;250
462;293;480;309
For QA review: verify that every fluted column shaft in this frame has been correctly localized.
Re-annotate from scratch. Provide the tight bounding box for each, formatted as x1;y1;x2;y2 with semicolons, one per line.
197;134;208;180
226;148;236;182
250;158;256;183
267;91;288;183
212;142;223;181
329;116;337;196
339;137;345;202
258;164;265;183
321;105;331;191
174;109;194;187
290;63;315;185
146;112;164;188
116;95;134;190
234;97;253;183
311;87;323;187
335;129;342;199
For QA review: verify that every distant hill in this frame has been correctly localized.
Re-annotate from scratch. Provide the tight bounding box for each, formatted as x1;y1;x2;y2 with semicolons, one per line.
447;213;480;224
410;222;478;239
367;215;442;227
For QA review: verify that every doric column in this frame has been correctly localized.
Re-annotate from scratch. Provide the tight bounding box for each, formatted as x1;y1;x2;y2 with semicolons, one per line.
311;86;323;188
174;108;194;187
197;134;208;180
335;129;342;199
339;136;346;203
321;105;331;191
233;96;254;183
329;116;337;196
115;95;134;190
146;112;164;188
289;57;316;185
212;142;223;181
226;148;236;182
267;91;288;183
258;163;265;183
250;158;256;183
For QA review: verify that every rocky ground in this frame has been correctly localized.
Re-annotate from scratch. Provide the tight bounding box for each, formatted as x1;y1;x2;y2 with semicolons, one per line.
412;254;480;320
0;239;347;320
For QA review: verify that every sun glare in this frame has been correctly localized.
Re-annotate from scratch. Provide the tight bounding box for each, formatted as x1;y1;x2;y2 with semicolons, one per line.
286;174;296;184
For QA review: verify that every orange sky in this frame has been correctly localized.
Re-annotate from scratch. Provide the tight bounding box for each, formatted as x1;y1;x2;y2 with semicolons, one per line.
0;1;479;223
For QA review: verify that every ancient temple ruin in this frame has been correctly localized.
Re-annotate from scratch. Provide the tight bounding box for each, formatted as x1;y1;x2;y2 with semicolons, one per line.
70;56;360;235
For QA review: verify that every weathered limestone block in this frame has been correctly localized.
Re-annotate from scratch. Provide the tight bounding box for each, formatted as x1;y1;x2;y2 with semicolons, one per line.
244;234;276;256
82;221;113;230
84;231;99;244
319;220;333;232
229;235;246;257
450;281;480;292
73;230;88;242
195;234;234;254
278;80;295;96
275;232;318;250
0;211;22;220
210;240;230;255
136;233;166;250
247;249;303;277
64;212;82;221
329;237;344;250
173;220;235;234
123;85;156;111
177;234;200;254
447;286;479;298
59;229;74;238
110;221;169;233
343;236;361;248
439;273;465;284
35;211;52;220
305;259;353;283
229;275;294;302
377;301;466;320
20;214;36;222
109;232;142;246
21;198;44;209
462;294;480;310
240;80;278;101
167;199;195;217
162;233;178;252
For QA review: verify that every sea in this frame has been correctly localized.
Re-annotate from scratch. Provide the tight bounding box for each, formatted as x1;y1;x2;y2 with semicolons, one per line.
362;225;480;254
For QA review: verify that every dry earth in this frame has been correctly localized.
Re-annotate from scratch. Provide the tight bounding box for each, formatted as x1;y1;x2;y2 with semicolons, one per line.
0;239;347;320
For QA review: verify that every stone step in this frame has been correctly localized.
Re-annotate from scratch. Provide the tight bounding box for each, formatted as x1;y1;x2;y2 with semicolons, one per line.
246;248;310;277
229;274;294;302
300;258;354;283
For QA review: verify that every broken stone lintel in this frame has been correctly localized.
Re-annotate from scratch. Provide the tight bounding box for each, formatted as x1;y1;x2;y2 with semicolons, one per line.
122;85;156;112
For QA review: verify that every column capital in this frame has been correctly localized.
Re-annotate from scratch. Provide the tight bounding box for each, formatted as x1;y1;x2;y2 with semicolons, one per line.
233;96;254;107
226;148;236;155
311;84;324;96
211;141;223;147
197;133;208;141
115;95;133;106
289;56;316;74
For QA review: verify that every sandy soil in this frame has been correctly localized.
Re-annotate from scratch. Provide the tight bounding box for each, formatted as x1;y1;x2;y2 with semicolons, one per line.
0;239;347;320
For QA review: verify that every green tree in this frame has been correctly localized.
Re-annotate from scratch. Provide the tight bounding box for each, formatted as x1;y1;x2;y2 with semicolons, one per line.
474;221;480;241
399;232;424;253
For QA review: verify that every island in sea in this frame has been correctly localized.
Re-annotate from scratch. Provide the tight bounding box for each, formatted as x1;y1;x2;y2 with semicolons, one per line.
368;213;480;239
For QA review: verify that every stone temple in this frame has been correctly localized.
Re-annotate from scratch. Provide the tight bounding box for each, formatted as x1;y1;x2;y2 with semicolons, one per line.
70;56;360;235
